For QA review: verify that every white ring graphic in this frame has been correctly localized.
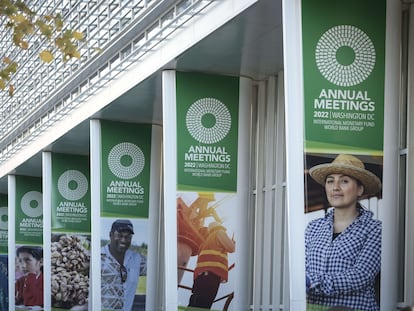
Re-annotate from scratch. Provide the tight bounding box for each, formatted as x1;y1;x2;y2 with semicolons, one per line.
57;170;88;201
21;191;43;218
0;207;7;230
108;142;145;179
186;98;231;144
315;25;376;86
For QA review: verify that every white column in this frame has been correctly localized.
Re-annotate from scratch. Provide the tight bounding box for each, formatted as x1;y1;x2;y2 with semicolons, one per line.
380;0;401;309
8;175;16;311
282;0;307;309
232;76;253;310
90;119;102;311
42;152;52;310
146;124;163;310
162;70;178;310
405;2;414;306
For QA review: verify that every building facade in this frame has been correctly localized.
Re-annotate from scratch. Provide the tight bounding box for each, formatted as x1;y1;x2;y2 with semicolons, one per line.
0;0;412;310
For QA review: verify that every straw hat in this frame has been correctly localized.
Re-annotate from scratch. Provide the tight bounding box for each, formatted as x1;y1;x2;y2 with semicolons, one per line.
309;154;381;197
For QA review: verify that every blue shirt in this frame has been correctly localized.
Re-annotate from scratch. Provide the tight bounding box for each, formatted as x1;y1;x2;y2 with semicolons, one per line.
305;208;381;311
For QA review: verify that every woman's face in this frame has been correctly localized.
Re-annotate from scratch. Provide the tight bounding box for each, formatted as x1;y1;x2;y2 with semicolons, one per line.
325;174;364;209
18;252;42;275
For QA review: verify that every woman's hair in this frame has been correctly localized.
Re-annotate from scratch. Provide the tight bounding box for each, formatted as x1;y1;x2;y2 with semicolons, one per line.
356;202;368;211
16;246;43;260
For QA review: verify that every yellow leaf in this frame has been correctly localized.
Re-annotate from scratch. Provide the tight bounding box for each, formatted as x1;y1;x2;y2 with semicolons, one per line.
12;14;27;23
20;41;29;49
39;50;54;63
8;62;18;73
3;57;11;64
54;16;64;31
0;79;5;90
38;22;53;38
73;50;81;59
73;31;84;41
9;85;14;96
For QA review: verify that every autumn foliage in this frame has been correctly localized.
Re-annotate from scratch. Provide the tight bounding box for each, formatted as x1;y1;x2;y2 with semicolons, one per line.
0;0;84;95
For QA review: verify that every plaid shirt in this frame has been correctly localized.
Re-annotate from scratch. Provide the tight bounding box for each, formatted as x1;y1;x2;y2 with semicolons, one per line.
305;208;381;311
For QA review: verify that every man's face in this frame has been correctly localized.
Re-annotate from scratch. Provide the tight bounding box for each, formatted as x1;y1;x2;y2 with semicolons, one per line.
109;230;133;254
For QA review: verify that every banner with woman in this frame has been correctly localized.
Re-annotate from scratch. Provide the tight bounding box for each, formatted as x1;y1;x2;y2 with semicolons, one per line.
302;1;386;310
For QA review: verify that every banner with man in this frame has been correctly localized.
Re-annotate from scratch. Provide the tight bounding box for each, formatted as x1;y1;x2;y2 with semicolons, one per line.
99;121;154;311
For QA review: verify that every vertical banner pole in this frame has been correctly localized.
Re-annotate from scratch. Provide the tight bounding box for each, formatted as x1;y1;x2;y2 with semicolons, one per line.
162;70;178;310
381;0;401;308
282;0;307;309
232;76;253;310
7;175;16;311
147;124;163;310
42;151;52;310
405;2;414;305
90;119;102;310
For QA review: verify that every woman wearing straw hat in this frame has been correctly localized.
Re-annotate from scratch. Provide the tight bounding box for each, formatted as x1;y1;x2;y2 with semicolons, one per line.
305;154;382;311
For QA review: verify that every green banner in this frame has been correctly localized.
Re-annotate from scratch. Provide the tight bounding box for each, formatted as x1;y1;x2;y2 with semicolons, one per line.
15;176;43;245
0;194;7;254
100;121;152;218
302;0;386;155
176;72;239;192
302;1;386;310
100;121;151;310
51;153;91;233
175;72;240;309
50;154;91;309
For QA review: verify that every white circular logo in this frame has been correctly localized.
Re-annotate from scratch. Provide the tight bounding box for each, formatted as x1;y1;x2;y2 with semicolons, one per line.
58;170;88;201
108;142;145;179
186;98;231;144
315;25;376;87
0;207;7;230
21;191;43;217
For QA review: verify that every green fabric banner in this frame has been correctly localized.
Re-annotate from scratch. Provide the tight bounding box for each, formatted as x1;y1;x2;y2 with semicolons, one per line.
51;153;91;233
99;121;151;310
302;0;386;155
100;120;152;218
302;1;386;310
175;72;239;310
15;176;43;245
50;153;91;309
0;194;7;254
176;72;239;192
